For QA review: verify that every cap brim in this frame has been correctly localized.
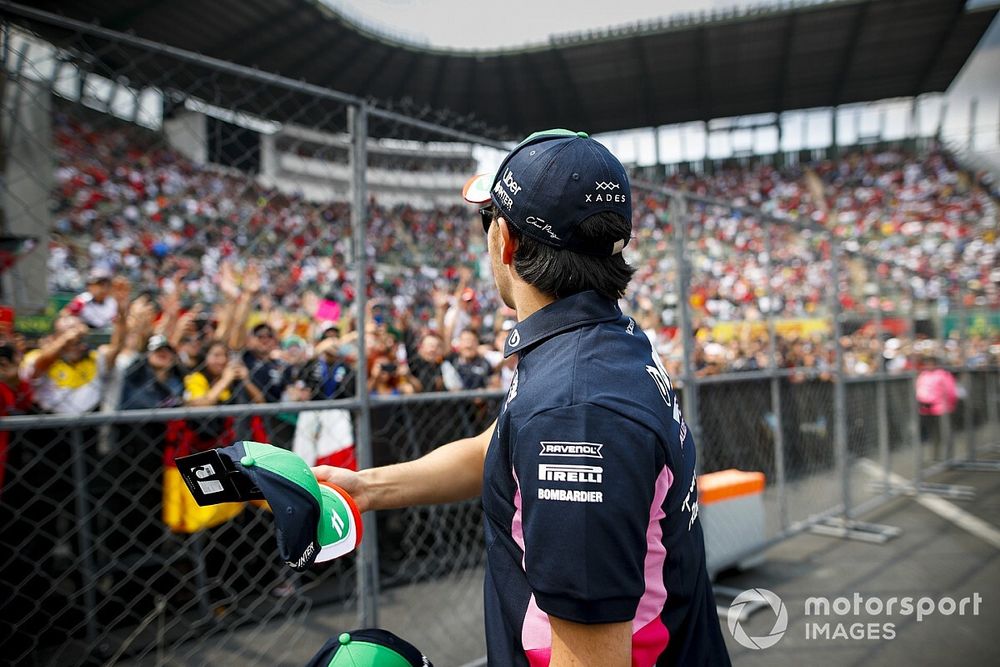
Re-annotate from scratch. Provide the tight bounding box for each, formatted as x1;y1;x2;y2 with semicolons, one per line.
461;173;493;204
315;482;363;563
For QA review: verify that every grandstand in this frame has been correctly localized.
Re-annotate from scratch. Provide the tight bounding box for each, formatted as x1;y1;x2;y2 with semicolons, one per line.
20;0;998;137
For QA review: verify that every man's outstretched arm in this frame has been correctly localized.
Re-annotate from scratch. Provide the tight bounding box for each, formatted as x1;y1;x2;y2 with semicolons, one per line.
549;616;631;667
313;419;495;512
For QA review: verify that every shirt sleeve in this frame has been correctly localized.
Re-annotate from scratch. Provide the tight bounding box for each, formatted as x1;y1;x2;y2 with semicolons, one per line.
20;349;41;382
512;403;661;624
94;349;109;379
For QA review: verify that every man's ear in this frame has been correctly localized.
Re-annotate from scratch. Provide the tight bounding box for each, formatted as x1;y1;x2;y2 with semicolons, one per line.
497;218;518;265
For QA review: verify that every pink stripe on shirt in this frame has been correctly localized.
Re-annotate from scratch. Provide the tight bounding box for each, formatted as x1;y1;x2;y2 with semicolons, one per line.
631;465;673;665
512;469;554;653
512;464;674;665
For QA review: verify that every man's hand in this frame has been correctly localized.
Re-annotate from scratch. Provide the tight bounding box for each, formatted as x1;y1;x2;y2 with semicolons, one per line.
313;465;371;513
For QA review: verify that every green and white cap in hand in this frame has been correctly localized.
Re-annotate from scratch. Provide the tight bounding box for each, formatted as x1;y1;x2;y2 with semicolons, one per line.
217;441;363;570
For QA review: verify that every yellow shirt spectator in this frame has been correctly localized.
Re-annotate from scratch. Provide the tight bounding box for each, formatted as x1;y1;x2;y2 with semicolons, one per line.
183;371;232;404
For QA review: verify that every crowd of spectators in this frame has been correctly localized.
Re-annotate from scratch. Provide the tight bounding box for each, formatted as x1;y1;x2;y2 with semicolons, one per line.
625;147;999;375
3;109;996;431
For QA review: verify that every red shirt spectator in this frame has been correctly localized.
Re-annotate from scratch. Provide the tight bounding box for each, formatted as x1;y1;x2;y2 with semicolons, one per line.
0;343;34;498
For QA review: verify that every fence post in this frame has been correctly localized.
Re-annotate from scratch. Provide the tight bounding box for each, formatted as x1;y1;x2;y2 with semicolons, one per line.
987;369;999;448
762;219;787;530
70;428;99;650
875;273;890;494
907;290;925;490
830;240;851;519
909;369;924;487
671;194;702;469
349;102;379;628
960;300;976;463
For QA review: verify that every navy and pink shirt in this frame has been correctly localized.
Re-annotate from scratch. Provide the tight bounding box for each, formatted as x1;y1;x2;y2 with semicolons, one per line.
481;291;731;666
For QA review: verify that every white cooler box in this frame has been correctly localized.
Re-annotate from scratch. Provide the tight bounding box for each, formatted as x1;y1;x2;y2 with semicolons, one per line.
698;469;767;578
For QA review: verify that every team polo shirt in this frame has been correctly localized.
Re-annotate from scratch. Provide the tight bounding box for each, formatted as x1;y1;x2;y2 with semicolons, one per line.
481;290;730;667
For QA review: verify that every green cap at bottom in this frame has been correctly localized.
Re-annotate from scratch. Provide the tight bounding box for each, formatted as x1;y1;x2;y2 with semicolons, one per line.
307;628;430;667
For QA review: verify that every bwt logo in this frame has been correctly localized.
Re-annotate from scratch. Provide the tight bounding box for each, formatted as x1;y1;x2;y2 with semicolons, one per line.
728;588;788;650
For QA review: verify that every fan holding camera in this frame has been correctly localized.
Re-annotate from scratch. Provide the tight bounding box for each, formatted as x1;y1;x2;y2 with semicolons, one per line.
367;356;415;396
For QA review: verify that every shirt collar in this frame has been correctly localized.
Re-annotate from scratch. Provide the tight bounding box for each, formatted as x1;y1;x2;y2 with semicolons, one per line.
503;291;621;358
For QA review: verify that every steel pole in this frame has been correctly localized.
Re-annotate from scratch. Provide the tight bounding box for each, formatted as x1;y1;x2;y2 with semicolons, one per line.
763;219;787;530
350;103;379;628
671;194;701;472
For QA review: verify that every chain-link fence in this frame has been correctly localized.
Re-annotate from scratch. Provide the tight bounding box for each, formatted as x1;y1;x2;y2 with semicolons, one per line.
630;174;1000;562
2;4;999;667
0;394;505;667
0;5;510;665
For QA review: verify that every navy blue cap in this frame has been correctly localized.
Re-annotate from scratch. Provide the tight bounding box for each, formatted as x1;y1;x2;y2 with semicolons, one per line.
462;129;631;256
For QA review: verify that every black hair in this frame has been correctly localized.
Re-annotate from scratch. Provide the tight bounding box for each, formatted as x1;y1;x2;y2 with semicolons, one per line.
194;340;229;381
495;209;636;301
0;343;14;363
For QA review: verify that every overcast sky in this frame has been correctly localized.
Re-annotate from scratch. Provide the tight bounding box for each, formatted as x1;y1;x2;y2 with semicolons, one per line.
322;0;743;50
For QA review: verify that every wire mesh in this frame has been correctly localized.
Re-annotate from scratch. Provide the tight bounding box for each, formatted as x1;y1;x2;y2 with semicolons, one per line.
885;374;920;481
365;393;502;666
0;419;324;667
843;377;883;512
0;15;505;667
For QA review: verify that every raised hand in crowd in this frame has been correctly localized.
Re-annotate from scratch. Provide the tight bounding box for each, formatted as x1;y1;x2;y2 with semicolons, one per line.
156;274;183;340
125;295;156;352
228;261;263;352
171;304;203;350
110;276;131;312
219;260;241;302
24;317;90;380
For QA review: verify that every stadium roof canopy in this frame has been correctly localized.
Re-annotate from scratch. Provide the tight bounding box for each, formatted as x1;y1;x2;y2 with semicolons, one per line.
9;0;998;140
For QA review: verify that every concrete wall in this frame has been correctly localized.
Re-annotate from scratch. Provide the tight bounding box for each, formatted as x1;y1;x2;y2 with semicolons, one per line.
2;76;52;313
163;108;207;164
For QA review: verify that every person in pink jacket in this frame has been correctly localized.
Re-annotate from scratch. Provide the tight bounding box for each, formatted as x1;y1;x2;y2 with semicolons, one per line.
916;366;958;416
916;353;958;459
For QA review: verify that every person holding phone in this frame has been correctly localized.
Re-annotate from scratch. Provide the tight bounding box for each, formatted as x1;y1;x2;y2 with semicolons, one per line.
184;341;266;449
